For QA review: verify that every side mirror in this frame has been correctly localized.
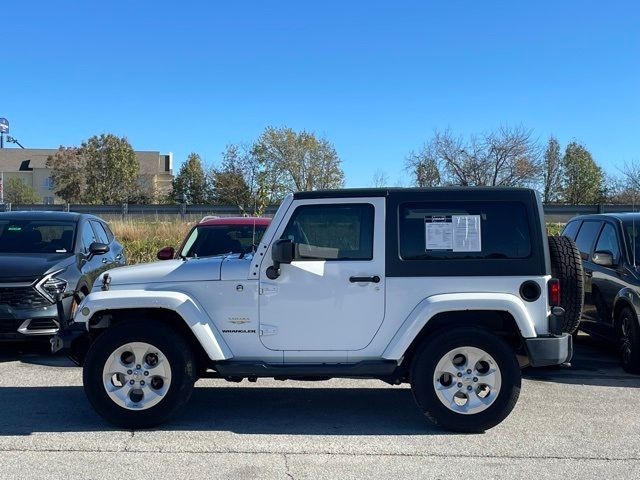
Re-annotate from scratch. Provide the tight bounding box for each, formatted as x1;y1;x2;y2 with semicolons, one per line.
593;250;614;267
266;239;295;279
157;246;175;260
88;242;110;260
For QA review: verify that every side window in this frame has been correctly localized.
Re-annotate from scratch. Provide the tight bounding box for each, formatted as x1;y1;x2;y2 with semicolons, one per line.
594;223;621;264
574;221;602;257
281;204;374;260
91;221;110;244
81;222;97;252
561;221;580;240
102;222;115;242
399;201;531;260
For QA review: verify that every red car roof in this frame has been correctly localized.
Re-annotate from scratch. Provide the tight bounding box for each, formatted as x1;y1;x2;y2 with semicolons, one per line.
198;216;271;226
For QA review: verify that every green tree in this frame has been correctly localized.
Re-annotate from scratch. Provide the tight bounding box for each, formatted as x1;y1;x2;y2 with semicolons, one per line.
82;134;139;204
542;136;563;203
4;177;41;204
251;126;345;198
46;146;86;203
562;141;604;204
209;144;254;210
406;147;441;187
171;153;209;204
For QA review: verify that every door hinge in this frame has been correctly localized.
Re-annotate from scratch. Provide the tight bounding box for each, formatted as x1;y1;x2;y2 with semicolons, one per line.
260;324;277;336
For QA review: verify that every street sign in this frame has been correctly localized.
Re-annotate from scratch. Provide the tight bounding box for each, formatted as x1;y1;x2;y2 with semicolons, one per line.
0;118;8;134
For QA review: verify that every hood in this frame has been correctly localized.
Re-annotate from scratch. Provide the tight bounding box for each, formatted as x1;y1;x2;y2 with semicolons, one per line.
103;256;224;287
0;253;73;282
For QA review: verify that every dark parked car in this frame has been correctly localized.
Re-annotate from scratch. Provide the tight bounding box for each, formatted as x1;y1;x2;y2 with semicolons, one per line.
562;213;640;373
0;211;125;341
157;216;271;260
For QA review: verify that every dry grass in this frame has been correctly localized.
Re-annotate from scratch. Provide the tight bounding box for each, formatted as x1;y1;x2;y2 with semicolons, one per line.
110;219;567;265
546;223;565;236
110;220;194;264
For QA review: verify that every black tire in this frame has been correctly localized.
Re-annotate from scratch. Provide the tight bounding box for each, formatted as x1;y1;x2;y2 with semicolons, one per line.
548;235;584;334
83;320;196;429
618;306;640;374
410;327;521;433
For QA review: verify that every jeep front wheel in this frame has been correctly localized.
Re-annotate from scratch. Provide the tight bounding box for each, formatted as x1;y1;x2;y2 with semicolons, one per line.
410;327;521;432
83;320;196;428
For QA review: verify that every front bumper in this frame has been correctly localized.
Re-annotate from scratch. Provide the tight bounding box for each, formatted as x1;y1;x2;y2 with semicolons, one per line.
524;333;573;367
0;298;72;341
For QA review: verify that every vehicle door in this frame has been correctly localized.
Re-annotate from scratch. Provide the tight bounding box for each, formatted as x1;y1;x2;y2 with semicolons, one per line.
574;220;603;325
90;220;120;269
258;198;385;353
102;221;126;266
590;221;628;332
77;220;106;287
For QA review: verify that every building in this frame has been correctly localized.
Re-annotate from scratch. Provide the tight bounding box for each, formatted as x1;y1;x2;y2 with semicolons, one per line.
0;148;173;203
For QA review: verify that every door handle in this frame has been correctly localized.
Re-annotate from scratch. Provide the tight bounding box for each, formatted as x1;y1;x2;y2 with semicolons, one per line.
349;275;381;283
102;258;108;264
115;254;122;260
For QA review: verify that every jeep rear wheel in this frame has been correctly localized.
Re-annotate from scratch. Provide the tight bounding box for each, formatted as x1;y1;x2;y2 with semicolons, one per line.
410;327;521;433
548;235;584;334
83;320;196;428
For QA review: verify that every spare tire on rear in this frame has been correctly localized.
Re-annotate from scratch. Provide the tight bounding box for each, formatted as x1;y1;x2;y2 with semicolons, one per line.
547;235;584;334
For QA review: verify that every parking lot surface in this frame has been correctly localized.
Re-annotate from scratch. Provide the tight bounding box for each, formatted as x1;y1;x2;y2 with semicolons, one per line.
0;334;639;479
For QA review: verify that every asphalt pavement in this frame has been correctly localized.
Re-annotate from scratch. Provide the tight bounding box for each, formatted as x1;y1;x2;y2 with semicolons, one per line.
0;334;638;479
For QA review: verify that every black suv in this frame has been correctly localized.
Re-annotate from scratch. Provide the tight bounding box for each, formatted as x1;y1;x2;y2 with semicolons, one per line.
0;211;125;341
562;213;640;373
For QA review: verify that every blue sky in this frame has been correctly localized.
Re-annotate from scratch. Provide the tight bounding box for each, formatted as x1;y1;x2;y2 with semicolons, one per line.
2;1;639;186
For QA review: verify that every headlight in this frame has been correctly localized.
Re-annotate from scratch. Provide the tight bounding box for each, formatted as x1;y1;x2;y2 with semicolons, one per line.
35;269;68;303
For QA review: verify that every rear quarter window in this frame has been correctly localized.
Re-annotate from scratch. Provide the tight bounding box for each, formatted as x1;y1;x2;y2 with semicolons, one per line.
399;201;532;260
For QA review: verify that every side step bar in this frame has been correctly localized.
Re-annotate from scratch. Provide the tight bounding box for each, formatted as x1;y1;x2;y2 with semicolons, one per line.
214;360;399;379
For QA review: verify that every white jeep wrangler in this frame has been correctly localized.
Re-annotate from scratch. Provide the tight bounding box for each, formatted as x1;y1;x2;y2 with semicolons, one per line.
54;188;578;432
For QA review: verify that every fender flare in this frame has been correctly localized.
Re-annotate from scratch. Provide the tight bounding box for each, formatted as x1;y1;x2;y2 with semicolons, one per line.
74;290;233;361
613;288;640;327
382;292;537;361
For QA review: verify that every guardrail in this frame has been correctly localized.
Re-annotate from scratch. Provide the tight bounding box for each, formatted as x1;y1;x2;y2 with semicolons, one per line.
0;202;638;222
0;202;280;220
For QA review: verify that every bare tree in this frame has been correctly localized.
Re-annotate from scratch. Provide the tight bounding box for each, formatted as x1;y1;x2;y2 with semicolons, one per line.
406;126;540;187
372;169;390;187
621;160;640;191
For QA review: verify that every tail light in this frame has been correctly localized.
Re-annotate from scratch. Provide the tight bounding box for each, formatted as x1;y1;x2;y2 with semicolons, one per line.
548;279;561;306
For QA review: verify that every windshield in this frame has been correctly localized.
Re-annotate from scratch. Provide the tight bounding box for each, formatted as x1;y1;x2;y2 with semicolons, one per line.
180;224;268;258
0;219;76;254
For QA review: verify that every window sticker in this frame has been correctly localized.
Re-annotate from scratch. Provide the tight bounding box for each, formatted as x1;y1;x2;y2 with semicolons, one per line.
452;215;481;252
425;215;482;252
425;216;453;250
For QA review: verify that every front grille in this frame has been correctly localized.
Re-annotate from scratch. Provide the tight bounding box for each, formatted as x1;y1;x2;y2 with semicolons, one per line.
0;286;51;309
27;318;59;331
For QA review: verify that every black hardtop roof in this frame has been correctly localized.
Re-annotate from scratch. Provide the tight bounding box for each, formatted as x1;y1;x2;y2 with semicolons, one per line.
293;186;538;200
0;210;100;222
